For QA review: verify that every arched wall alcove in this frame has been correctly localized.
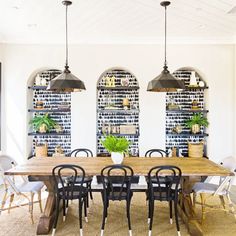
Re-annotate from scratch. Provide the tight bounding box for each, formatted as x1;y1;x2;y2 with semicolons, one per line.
165;67;209;157
96;67;140;156
26;68;72;157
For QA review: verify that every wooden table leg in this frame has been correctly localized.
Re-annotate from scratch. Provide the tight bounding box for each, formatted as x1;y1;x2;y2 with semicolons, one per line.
33;176;56;235
178;176;203;236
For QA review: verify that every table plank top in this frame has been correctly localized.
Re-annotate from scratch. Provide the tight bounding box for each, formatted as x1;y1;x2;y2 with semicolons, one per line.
4;157;233;177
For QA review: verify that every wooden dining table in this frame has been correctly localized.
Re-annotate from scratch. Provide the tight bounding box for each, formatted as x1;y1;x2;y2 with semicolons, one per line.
5;156;233;236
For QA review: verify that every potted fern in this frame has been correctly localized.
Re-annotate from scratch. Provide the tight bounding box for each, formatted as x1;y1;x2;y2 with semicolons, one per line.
29;113;57;133
185;114;209;134
101;135;130;164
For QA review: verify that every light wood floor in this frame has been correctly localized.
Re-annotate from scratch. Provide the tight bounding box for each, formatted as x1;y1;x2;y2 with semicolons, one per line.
1;189;236;236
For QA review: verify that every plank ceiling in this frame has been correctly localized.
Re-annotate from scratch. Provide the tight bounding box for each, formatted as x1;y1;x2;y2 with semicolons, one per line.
0;0;236;44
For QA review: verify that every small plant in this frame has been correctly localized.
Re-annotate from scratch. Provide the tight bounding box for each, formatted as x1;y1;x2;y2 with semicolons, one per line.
29;113;57;132
185;114;209;128
101;135;130;154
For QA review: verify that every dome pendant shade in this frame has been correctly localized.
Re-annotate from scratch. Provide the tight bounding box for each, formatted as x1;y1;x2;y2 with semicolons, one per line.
47;0;86;92
47;66;86;92
147;66;185;92
147;1;185;92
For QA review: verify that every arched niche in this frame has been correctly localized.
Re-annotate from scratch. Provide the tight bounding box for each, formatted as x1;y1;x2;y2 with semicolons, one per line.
96;67;140;156
165;67;208;157
26;68;72;157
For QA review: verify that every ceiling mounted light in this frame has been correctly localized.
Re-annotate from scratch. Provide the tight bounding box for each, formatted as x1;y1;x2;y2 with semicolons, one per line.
147;1;185;92
47;0;86;92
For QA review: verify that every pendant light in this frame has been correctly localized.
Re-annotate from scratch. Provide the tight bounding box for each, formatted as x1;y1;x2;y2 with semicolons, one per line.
47;1;86;92
147;1;185;92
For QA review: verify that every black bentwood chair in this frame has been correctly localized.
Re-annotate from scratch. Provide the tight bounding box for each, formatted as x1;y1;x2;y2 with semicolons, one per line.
145;149;168;157
144;149;169;185
52;165;88;236
70;148;94;205
147;166;182;236
100;165;134;236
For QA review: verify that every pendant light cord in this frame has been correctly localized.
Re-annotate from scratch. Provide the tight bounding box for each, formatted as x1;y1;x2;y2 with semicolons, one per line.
164;4;167;68
65;4;69;69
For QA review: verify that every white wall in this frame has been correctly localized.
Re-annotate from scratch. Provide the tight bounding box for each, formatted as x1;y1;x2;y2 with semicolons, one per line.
0;43;235;164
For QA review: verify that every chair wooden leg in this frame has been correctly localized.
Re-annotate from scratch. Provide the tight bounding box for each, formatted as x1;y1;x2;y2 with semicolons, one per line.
78;198;83;236
1;190;8;213
219;195;226;210
200;193;207;223
8;194;14;213
174;198;181;235
101;197;108;235
84;197;88;223
193;192;197;209
126;199;132;235
38;191;43;213
30;192;35;224
169;200;173;224
226;194;236;222
149;199;154;236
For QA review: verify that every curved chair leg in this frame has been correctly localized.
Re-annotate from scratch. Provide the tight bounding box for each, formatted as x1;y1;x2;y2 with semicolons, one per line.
84;197;88;222
63;199;66;222
101;198;108;236
226;194;236;222
8;194;14;213
86;183;90;208
78;198;83;236
38;191;43;213
88;182;93;201
126;199;132;236
147;192;151;224
169;200;173;224
174;198;181;236
149;199;154;236
52;197;60;236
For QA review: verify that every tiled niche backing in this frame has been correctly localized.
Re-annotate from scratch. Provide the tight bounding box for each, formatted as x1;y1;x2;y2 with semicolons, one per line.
97;69;139;156
165;69;208;157
28;69;71;157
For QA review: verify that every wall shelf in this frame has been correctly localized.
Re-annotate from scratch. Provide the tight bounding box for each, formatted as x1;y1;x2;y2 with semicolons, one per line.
166;132;208;137
97;109;139;114
97;133;139;137
185;86;209;90
166;109;208;113
28;86;48;90
28;109;71;113
97;86;139;90
28;132;71;136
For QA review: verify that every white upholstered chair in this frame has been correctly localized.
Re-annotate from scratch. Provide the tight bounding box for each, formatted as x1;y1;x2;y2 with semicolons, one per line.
0;155;44;223
192;156;236;223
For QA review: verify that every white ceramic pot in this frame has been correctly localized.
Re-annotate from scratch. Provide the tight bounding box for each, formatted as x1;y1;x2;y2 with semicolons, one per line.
111;152;124;164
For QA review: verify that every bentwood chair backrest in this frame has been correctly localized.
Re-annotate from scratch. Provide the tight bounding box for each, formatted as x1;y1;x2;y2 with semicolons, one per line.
101;165;134;201
216;156;236;195
0;155;20;193
148;165;182;201
145;149;168;157
70;148;93;157
52;164;86;199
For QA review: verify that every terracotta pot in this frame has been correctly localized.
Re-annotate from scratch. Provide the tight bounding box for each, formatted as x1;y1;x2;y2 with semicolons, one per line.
191;124;200;134
111;152;124;164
